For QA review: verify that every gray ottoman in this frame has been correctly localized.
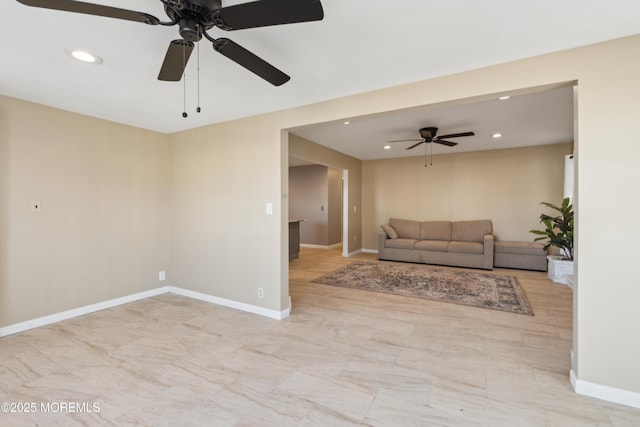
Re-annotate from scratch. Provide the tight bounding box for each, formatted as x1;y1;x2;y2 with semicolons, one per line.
494;241;547;271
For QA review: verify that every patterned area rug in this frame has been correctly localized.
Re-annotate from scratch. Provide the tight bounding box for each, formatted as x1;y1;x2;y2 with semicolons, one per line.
312;261;533;315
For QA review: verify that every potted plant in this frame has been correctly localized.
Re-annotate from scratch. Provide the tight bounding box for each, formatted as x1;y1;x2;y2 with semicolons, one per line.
530;197;574;285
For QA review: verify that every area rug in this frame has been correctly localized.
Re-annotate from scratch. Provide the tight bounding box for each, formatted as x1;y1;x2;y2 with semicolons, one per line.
311;261;533;315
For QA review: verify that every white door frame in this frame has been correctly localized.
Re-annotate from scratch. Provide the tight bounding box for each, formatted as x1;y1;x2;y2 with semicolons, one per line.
341;169;349;257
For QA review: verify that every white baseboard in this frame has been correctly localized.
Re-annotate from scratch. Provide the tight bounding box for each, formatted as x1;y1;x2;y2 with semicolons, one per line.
300;243;342;249
571;369;640;409
168;286;290;320
345;249;362;257
0;286;290;338
0;287;170;337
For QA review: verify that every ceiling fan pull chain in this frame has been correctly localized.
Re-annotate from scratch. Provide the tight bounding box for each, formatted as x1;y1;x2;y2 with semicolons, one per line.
424;142;427;167
182;41;188;118
196;25;201;113
430;140;433;166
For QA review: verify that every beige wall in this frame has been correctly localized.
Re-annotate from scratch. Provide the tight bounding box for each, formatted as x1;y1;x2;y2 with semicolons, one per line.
289;165;343;246
168;115;286;311
0;96;169;327
362;143;572;249
288;134;362;253
289;165;330;245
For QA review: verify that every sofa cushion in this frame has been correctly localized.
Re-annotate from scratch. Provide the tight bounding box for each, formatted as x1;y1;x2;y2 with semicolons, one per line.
451;220;492;242
494;241;546;256
385;238;417;250
389;218;421;239
448;241;484;254
415;240;449;252
381;224;399;239
420;221;451;241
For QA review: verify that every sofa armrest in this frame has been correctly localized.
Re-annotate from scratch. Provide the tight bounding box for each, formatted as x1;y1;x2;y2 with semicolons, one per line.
378;232;388;258
483;234;495;270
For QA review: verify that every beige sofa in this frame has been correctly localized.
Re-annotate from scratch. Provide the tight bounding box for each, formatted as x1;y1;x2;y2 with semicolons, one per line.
378;218;494;270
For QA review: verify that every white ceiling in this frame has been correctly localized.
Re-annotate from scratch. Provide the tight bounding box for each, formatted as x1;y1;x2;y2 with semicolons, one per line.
1;0;639;138
289;85;575;161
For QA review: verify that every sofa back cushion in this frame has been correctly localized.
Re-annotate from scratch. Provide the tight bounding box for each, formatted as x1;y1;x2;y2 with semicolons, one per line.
420;221;451;241
389;218;421;239
380;224;399;239
451;220;493;242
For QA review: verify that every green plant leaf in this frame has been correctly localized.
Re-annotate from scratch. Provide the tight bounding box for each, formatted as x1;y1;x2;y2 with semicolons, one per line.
530;197;573;261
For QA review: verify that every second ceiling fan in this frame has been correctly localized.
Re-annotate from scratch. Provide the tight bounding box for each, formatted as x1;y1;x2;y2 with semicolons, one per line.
388;126;475;167
389;127;475;150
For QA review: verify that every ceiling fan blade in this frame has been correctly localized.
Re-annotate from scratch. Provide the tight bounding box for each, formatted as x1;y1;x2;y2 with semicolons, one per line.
437;131;475;139
212;38;290;86
158;40;194;82
215;0;324;31
406;141;425;150
16;0;160;24
434;139;458;147
386;138;423;143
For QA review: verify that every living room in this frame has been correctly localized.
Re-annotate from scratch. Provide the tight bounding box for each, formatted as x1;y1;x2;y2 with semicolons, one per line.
1;4;640;423
289;84;574;252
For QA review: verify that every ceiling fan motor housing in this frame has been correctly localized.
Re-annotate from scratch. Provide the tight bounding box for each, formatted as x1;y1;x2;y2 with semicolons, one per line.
166;0;222;41
419;127;438;141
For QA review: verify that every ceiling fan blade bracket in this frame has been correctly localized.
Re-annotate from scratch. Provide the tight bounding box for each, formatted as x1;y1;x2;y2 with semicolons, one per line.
210;12;232;31
211;38;229;53
142;13;161;25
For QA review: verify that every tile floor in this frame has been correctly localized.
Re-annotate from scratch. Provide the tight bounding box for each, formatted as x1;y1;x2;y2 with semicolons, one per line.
1;247;639;426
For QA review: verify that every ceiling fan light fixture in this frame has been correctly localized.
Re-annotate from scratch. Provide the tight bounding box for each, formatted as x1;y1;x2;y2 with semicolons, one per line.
67;49;103;64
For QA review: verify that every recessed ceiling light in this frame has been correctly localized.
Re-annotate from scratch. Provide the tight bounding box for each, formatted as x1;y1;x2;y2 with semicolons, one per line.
66;49;103;64
492;133;503;138
343;121;351;125
383;145;391;150
498;96;511;100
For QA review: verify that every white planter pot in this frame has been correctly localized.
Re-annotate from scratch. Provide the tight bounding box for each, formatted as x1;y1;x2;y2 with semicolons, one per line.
547;255;574;285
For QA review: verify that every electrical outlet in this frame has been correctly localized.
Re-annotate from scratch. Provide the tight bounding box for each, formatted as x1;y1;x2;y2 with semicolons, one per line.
159;271;166;281
258;287;264;298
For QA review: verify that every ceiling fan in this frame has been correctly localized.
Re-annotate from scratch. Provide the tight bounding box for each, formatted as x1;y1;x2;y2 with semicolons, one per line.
388;127;475;150
16;0;324;86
